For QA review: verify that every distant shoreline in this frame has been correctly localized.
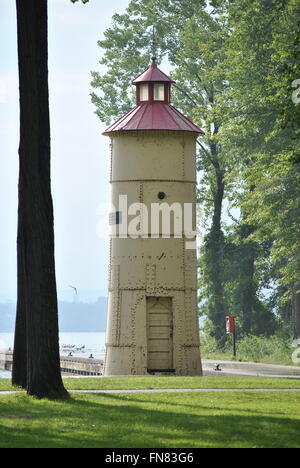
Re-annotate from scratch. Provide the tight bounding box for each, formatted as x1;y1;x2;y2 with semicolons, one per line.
0;298;108;334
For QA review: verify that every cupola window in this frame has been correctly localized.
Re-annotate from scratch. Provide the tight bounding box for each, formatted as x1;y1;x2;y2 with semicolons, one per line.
154;84;165;101
140;84;149;102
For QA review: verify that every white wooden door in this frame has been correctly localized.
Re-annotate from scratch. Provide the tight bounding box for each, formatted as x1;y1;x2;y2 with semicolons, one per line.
147;297;173;371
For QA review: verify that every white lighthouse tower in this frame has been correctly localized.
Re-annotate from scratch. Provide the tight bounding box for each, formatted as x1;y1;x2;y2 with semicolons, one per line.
103;59;204;376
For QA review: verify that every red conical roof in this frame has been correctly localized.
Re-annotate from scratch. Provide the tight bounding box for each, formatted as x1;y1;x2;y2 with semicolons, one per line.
103;102;204;135
132;59;175;84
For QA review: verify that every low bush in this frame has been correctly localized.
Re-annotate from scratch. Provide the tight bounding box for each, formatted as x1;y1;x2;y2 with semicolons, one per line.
201;334;295;365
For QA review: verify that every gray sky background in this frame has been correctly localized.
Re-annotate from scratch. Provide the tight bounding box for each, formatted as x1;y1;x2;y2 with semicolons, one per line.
0;0;130;303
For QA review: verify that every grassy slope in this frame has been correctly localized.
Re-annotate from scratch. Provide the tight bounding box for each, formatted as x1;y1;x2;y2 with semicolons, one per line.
0;391;300;448
1;376;300;392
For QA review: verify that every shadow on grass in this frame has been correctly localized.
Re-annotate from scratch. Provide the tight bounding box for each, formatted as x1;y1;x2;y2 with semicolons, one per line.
0;392;299;448
103;391;291;417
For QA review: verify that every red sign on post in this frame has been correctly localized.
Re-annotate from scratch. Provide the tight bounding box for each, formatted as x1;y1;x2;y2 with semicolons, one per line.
226;316;235;334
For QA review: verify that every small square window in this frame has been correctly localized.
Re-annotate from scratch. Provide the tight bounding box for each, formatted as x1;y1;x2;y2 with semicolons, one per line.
154;84;165;101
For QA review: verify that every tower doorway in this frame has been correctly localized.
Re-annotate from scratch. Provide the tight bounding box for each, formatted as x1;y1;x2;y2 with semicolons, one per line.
146;297;174;372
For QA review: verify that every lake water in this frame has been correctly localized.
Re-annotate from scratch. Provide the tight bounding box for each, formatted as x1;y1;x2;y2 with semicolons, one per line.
0;332;107;379
0;332;106;351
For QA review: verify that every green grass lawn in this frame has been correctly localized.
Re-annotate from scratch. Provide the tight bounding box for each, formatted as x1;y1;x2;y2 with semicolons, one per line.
1;376;300;392
0;391;300;448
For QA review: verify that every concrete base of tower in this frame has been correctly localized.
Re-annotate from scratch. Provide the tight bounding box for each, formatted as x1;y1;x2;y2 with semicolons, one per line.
104;345;202;377
104;345;148;376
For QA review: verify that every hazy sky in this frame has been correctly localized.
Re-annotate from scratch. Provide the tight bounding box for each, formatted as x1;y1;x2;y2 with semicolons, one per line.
0;0;130;303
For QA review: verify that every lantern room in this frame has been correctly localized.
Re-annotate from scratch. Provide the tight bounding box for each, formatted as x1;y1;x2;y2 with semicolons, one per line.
133;57;175;105
104;58;204;135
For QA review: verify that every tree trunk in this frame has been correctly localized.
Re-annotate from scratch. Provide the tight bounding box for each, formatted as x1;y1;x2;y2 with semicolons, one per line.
211;169;226;347
12;196;27;388
205;165;226;348
240;249;255;334
292;293;300;339
14;0;68;399
239;224;256;335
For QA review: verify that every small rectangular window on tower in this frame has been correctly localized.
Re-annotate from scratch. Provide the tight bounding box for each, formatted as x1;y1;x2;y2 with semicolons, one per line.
154;84;165;101
140;84;149;102
109;211;122;225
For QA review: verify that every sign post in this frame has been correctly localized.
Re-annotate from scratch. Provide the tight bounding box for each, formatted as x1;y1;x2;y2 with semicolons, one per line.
226;316;236;359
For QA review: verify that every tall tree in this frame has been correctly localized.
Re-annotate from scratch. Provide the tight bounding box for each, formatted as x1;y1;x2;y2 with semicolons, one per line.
224;0;300;337
13;0;68;398
170;9;230;347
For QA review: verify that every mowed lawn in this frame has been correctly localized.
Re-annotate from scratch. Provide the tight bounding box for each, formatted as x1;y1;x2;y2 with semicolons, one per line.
1;376;300;392
1;377;300;448
0;390;300;448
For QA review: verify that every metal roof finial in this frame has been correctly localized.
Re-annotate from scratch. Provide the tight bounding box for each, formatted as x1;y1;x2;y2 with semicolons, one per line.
151;56;157;68
151;25;158;65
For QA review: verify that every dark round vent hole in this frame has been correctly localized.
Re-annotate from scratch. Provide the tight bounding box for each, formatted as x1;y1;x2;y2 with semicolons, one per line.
158;192;166;200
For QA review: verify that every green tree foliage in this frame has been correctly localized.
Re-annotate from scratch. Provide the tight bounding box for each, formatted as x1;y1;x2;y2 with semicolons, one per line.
91;0;208;124
173;9;231;347
223;0;300;334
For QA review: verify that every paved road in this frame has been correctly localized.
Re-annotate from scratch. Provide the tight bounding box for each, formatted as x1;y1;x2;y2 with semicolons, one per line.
202;359;300;378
